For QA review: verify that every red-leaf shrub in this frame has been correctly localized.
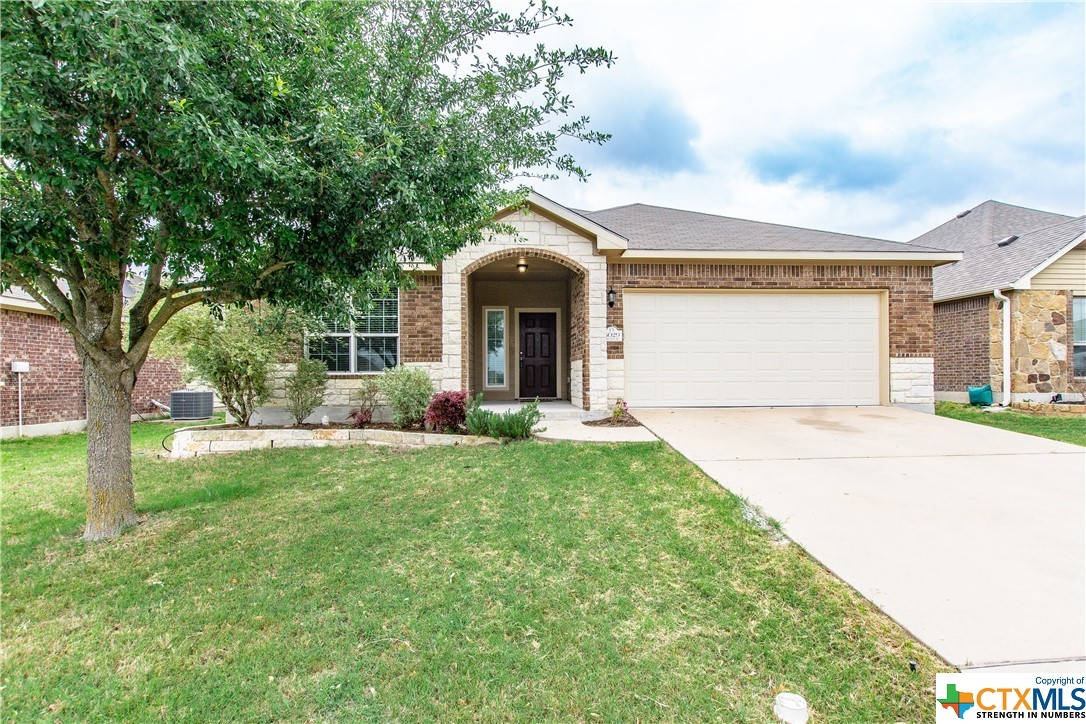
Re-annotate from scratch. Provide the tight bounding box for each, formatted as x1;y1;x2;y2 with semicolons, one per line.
347;407;372;428
424;390;469;432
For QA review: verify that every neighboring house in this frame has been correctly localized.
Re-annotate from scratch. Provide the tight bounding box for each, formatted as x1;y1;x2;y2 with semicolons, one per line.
264;192;958;418
910;200;1086;404
0;285;183;438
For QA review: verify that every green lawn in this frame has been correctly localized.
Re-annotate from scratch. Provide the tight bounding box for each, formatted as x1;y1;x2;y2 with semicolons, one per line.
936;401;1085;446
2;422;947;721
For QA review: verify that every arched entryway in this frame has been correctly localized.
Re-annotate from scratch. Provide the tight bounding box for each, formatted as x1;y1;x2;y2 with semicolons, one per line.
461;249;590;408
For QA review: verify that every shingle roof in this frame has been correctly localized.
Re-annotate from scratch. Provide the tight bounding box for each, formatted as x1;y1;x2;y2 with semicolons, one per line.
908;201;1085;301
579;203;945;254
910;200;1073;251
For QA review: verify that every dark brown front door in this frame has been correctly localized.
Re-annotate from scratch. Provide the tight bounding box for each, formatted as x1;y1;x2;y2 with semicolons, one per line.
519;312;557;398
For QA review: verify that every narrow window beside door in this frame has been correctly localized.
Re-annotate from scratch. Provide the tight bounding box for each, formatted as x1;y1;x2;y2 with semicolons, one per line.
485;308;506;388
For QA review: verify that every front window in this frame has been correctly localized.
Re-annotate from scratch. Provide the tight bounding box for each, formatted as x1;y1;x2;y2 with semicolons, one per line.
485;308;507;388
1074;297;1086;376
308;297;399;374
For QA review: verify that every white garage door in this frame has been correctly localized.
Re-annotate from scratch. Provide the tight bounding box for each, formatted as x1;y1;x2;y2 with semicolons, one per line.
624;292;881;407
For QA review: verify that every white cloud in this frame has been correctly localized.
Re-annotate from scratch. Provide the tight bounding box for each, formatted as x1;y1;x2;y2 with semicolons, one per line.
523;1;1085;240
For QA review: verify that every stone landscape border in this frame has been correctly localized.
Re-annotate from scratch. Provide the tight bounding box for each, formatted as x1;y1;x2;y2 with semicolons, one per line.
171;424;497;458
1011;401;1086;418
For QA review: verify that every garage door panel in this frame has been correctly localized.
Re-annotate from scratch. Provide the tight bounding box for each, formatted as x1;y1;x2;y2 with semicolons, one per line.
624;292;881;407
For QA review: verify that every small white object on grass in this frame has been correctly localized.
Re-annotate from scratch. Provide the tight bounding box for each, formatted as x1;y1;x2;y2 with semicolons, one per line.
774;692;808;723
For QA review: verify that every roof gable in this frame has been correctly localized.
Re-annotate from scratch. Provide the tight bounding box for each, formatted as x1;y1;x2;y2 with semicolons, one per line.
497;191;628;251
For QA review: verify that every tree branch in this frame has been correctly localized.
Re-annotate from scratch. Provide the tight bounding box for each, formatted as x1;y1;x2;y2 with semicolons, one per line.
128;289;215;363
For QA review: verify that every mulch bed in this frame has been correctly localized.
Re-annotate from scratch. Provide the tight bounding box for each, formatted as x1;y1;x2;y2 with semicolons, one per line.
583;412;642;428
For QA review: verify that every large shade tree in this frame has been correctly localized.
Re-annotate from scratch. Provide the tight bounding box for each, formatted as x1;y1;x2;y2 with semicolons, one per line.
0;0;612;539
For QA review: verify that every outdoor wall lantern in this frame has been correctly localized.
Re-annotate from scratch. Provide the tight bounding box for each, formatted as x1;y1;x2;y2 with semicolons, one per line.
517;257;528;273
607;288;616;308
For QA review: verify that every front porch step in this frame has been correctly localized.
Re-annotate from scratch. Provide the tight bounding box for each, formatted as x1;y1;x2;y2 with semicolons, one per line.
479;401;605;422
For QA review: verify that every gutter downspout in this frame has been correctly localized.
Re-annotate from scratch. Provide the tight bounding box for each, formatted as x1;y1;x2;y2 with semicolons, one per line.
993;289;1012;407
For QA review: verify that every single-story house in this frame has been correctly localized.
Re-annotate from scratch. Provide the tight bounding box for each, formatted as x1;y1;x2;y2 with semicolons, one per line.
909;200;1086;404
0;285;183;438
265;192;960;418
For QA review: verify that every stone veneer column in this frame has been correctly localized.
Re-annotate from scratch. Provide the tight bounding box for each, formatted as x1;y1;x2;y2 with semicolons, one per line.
889;358;935;412
441;209;609;411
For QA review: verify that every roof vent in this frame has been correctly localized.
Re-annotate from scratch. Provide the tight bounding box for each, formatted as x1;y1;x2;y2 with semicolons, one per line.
956;209;972;218
996;235;1019;247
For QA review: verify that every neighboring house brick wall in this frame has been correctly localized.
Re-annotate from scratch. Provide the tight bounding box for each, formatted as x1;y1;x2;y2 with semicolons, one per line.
132;358;185;414
1;308;182;428
400;274;442;364
1;309;84;427
933;296;992;392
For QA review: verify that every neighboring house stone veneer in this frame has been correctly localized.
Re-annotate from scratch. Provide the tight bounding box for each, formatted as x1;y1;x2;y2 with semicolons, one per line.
915;200;1085;402
935;289;1076;400
992;290;1073;396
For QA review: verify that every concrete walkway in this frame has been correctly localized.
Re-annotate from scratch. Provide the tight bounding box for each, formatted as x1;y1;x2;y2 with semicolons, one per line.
534;420;657;443
634;406;1085;672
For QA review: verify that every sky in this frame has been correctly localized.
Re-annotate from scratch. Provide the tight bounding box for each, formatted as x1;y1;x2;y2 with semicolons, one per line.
519;1;1085;241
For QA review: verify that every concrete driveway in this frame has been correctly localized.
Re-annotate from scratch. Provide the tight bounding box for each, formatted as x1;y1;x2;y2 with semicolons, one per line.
634;406;1085;672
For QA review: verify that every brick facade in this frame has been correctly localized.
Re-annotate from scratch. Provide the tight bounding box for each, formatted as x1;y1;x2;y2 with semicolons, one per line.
399;274;442;364
262;208;947;416
605;263;934;359
933;296;992;392
0;308;182;428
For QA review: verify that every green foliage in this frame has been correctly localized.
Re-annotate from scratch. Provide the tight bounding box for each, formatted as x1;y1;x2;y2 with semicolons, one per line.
177;308;291;426
1;0;614;329
378;366;434;428
610;398;629;423
284;359;327;425
464;395;544;439
348;379;383;428
0;0;611;537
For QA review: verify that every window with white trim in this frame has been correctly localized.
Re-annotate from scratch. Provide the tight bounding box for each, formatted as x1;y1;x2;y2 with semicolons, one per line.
308;297;399;374
1074;296;1086;376
485;308;507;388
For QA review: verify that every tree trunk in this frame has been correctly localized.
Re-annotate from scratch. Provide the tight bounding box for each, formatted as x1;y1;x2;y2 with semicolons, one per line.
82;356;138;541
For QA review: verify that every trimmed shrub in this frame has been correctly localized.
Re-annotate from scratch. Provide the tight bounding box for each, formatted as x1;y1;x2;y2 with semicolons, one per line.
464;394;497;437
464;395;543;440
348;379;382;428
379;365;434;428
284;358;328;424
496;399;544;439
425;390;469;432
